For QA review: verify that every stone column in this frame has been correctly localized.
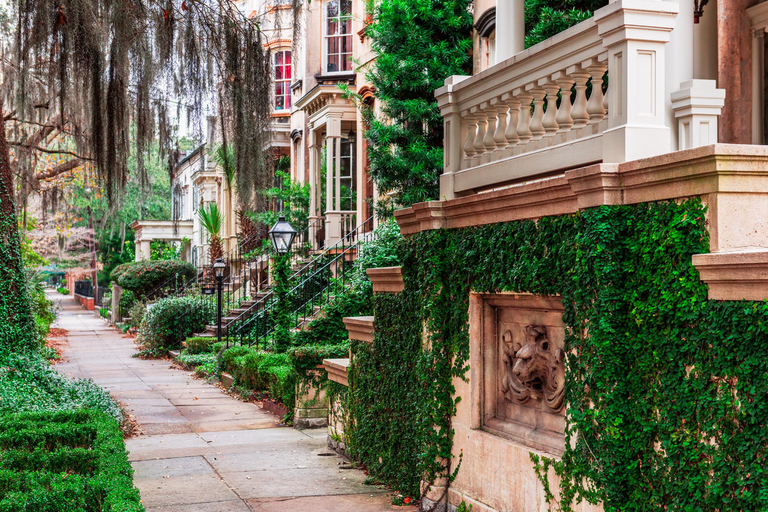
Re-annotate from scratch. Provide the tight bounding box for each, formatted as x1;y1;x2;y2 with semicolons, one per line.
693;0;717;80
325;112;343;247
665;0;694;151
671;79;726;149
717;0;754;144
137;240;151;261
595;0;678;162
334;137;342;211
496;0;525;62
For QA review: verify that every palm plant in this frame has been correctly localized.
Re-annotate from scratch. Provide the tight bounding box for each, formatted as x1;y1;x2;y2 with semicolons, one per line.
198;203;224;263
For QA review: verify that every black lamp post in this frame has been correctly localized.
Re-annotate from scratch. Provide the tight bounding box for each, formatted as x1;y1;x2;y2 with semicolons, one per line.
268;216;297;352
213;258;226;347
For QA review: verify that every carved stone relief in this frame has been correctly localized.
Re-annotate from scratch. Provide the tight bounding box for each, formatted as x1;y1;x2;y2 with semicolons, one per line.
469;293;566;455
500;325;565;413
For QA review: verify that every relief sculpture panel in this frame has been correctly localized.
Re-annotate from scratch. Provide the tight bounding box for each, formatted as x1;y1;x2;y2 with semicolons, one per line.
471;293;566;455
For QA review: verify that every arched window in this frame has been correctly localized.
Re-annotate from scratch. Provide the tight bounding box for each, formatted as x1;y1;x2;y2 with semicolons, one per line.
325;0;352;74
274;49;292;110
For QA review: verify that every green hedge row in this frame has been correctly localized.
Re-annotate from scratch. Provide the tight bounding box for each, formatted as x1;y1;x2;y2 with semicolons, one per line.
0;409;143;511
57;287;69;295
111;260;196;297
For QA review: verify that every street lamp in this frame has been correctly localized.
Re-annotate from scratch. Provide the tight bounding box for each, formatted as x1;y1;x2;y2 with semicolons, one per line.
213;258;226;347
268;216;297;254
268;216;296;352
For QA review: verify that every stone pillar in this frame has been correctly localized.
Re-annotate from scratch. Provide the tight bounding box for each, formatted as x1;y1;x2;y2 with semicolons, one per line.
325;135;334;214
595;0;678;163
671;79;726;149
325;113;343;247
665;0;695;151
718;0;755;144
308;128;318;216
136;240;151;261
496;0;525;62
436;75;471;201
334;137;342;211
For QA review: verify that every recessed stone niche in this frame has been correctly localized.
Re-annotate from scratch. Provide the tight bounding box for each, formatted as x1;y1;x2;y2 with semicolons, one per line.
469;293;565;455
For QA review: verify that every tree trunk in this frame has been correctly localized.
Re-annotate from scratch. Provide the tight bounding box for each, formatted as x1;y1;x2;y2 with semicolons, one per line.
0;111;37;351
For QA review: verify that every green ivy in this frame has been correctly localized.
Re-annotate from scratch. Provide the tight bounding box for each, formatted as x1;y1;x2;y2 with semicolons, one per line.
346;199;768;510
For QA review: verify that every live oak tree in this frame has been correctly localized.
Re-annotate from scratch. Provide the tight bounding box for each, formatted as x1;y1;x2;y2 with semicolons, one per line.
0;0;275;351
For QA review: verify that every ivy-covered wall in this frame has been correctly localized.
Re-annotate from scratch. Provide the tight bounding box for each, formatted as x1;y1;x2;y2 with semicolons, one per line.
346;199;768;510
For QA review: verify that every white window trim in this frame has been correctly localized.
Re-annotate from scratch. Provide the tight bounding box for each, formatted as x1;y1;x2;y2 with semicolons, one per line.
273;48;292;110
323;0;353;75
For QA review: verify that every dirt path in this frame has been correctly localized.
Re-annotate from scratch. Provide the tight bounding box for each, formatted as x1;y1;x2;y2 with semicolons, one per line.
51;291;408;512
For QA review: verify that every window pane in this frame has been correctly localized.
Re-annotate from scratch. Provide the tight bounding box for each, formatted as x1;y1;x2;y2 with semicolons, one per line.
275;65;283;80
275;51;283;66
285;63;291;80
327;0;338;17
286;94;292;109
341;54;351;71
327;55;339;73
341;34;351;53
276;82;284;95
340;0;351;15
276;95;285;110
284;51;291;65
327;19;338;35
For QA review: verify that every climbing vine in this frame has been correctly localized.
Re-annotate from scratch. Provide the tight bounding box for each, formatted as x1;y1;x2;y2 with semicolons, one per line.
346;199;768;510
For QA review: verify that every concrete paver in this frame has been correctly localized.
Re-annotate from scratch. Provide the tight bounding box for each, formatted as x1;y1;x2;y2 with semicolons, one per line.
51;292;413;512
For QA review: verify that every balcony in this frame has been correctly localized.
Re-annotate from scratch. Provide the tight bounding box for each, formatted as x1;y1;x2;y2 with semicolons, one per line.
436;0;725;199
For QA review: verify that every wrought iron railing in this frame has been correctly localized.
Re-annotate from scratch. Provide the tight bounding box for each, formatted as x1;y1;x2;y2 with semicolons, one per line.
223;215;375;349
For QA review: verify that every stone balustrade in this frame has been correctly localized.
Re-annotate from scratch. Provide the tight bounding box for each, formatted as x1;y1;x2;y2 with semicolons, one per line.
437;0;690;199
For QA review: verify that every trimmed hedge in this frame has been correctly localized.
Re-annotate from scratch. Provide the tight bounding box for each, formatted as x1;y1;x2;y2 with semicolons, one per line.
111;260;195;297
221;347;296;411
57;287;69;295
0;409;143;511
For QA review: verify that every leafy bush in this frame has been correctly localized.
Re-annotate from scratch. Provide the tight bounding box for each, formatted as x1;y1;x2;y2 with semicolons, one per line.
136;296;216;353
184;337;213;355
128;301;146;329
0;409;143;511
57;287;69;295
111;260;196;297
99;308;109;319
288;343;348;380
220;347;296;410
119;289;136;317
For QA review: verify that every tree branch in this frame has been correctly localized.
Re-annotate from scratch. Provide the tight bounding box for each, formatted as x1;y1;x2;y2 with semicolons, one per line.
9;142;92;161
34;158;85;180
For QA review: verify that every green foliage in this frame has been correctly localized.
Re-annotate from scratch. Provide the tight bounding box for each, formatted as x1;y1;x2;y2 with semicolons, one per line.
119;290;136;316
525;0;608;47
57;287;70;295
149;239;186;261
0;220;37;353
99;308;109;319
128;301;146;329
198;203;224;239
288;343;349;380
255;166;310;237
220;347;296;409
349;199;768;510
184;337;214;355
294;219;402;346
271;254;293;353
363;0;473;210
26;271;57;346
111;260;196;297
0;410;143;511
136;296;216;352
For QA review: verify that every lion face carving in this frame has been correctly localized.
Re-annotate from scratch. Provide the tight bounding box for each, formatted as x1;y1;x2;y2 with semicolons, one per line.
500;325;565;412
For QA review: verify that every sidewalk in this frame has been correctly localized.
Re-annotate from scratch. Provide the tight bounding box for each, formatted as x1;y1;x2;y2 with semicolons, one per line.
51;291;409;512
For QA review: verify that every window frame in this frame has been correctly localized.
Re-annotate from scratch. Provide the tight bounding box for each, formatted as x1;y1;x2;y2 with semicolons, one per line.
273;48;292;111
323;0;353;75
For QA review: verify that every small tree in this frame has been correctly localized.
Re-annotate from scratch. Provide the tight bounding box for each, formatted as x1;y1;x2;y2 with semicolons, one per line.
198;203;224;263
363;0;473;212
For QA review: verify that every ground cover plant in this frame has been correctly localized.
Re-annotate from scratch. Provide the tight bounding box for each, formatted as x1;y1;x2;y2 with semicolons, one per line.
345;199;768;510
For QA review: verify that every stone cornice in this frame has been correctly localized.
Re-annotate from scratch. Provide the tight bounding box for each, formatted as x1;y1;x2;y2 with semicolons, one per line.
366;267;405;293
323;358;350;387
396;144;768;236
342;316;374;343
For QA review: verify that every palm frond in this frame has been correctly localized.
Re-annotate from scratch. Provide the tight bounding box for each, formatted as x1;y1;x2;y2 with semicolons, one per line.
212;144;237;191
198;203;224;238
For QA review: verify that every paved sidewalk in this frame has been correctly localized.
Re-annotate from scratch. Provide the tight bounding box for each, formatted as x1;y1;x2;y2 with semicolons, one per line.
51;292;409;512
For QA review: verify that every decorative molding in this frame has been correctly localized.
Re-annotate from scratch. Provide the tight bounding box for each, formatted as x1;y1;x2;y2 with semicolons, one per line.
323;358;350;387
366;267;404;293
692;251;768;300
343;316;374;343
474;7;496;38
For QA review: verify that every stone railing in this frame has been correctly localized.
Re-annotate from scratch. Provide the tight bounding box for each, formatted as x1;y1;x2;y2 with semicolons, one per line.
437;0;684;198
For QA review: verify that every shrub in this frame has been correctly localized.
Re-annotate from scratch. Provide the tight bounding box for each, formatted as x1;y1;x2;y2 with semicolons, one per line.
128;301;146;329
99;308;109;319
220;347;296;409
0;410;143;511
184;337;213;355
111;260;196;297
136;296;216;352
288;343;348;380
57;287;69;295
119;289;136;317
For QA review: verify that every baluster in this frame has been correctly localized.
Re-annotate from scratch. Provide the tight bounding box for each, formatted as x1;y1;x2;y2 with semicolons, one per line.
554;72;575;133
491;97;509;148
504;94;521;147
462;111;477;159
482;102;498;152
569;66;590;128
587;60;608;124
541;79;560;136
528;85;546;141
515;89;533;144
472;107;488;156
